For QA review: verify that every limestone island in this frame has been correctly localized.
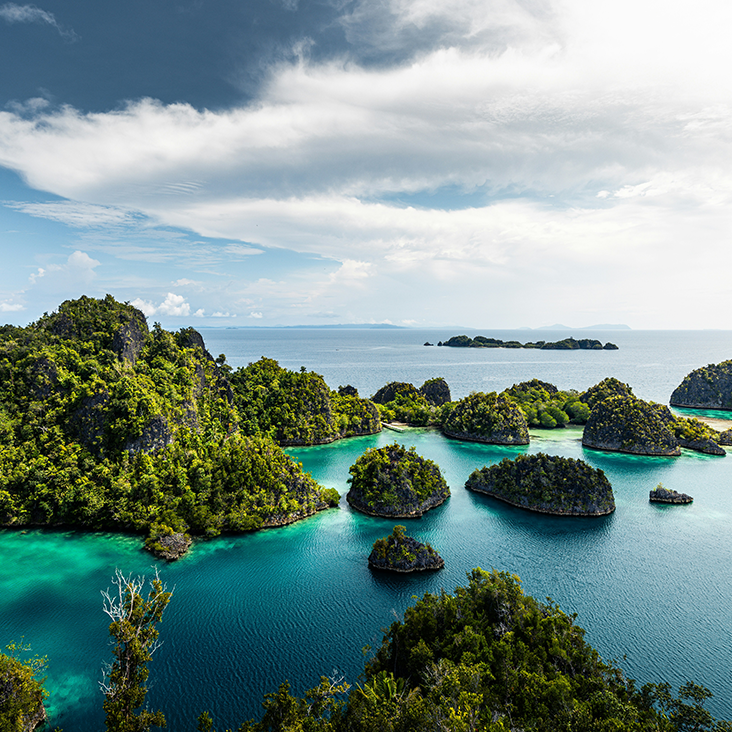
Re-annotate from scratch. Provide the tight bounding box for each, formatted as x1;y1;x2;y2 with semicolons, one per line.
649;484;693;504
466;453;615;515
582;393;725;456
0;295;343;560
438;335;618;350
443;392;529;445
370;377;451;428
670;360;732;411
368;525;444;572
347;443;450;517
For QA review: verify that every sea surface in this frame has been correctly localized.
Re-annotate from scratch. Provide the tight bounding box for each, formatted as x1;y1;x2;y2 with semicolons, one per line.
2;328;732;729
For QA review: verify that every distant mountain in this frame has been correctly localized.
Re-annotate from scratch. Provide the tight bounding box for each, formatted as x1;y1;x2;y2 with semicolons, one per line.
216;323;405;330
536;323;631;331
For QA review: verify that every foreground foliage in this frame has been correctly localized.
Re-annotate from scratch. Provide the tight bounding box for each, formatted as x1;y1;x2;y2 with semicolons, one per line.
204;569;731;732
0;641;47;732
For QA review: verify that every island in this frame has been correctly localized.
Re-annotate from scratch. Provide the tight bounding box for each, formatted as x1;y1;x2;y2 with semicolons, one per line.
0;295;341;558
370;378;451;426
670;360;732;410
465;453;615;515
442;392;529;444
438;335;618;350
368;525;444;572
582;393;725;457
503;379;591;428
649;484;693;504
582;395;681;456
346;443;450;517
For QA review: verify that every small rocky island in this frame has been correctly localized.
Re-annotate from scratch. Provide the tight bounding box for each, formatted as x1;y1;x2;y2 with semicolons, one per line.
443;392;529;444
582;395;681;456
438;335;618;350
649;484;693;504
347;443;450;517
670;360;732;410
145;529;192;561
368;525;444;572
466;453;615;515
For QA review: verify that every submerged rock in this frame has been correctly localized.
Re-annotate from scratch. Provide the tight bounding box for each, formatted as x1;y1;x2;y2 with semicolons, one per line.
368;525;444;572
649;485;693;504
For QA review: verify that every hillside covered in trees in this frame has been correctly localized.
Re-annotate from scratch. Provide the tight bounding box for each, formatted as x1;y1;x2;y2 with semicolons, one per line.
0;296;341;554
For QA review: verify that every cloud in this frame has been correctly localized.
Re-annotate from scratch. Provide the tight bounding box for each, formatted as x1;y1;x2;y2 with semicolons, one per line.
0;301;24;312
131;293;192;317
0;3;78;40
248;312;263;319
1;0;732;326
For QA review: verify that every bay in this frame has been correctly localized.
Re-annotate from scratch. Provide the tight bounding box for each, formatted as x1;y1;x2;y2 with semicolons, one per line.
1;328;732;729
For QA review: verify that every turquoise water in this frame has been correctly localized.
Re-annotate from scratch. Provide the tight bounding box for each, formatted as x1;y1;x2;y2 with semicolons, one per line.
2;330;732;728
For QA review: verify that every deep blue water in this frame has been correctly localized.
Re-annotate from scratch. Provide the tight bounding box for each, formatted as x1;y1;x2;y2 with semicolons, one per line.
1;329;732;730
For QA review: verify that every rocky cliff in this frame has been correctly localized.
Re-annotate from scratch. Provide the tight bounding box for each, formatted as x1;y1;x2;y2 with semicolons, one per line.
443;392;529;445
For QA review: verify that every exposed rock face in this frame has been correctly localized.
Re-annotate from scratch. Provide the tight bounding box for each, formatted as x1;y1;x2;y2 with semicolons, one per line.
347;443;450;518
69;390;110;455
670;360;732;410
338;384;359;397
146;532;192;560
28;357;59;400
371;381;420;404
649;485;693;504
466;452;615;516
368;526;444;572
111;314;148;365
125;415;174;454
419;377;451;406
719;429;732;446
677;436;726;455
582;395;681;456
443;392;529;445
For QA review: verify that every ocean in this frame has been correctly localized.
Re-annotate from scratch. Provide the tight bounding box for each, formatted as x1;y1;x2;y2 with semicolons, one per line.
1;328;731;729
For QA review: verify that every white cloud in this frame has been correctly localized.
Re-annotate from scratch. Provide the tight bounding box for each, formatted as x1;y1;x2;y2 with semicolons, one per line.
0;3;77;40
193;308;205;317
157;292;190;317
248;312;263;319
1;0;732;326
0;301;24;312
212;311;231;317
130;298;157;317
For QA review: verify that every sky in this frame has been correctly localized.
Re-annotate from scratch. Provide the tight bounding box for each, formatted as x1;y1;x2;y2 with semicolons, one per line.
0;0;731;329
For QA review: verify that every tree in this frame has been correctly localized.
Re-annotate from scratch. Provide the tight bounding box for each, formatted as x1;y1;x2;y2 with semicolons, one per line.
0;640;48;732
101;569;172;732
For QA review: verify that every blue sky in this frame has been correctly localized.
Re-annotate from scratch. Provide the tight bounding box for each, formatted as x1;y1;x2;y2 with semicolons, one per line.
1;0;731;328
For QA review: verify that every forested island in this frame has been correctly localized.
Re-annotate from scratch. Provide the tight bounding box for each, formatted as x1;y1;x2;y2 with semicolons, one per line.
438;334;619;350
670;359;732;410
346;443;450;517
368;524;444;572
466;453;616;515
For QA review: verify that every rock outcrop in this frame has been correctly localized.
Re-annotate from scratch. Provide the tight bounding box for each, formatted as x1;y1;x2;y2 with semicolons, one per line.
418;377;451;406
146;531;192;560
580;377;634;410
670;360;732;410
649;485;693;504
466;452;615;516
443;392;529;445
368;525;444;572
582;395;681;456
371;381;420;404
347;443;450;518
719;429;732;446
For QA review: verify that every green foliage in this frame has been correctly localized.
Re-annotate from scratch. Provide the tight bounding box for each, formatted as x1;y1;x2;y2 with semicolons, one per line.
466;452;615;515
580;377;634;410
503;379;589;428
583;395;681;456
347;444;449;516
0;641;47;732
230;358;380;445
101;570;172;732
670;360;732;410
0;297;336;550
442;392;529;444
369;525;442;572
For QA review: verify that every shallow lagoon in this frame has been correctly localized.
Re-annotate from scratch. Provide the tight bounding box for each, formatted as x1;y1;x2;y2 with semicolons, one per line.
2;329;732;728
